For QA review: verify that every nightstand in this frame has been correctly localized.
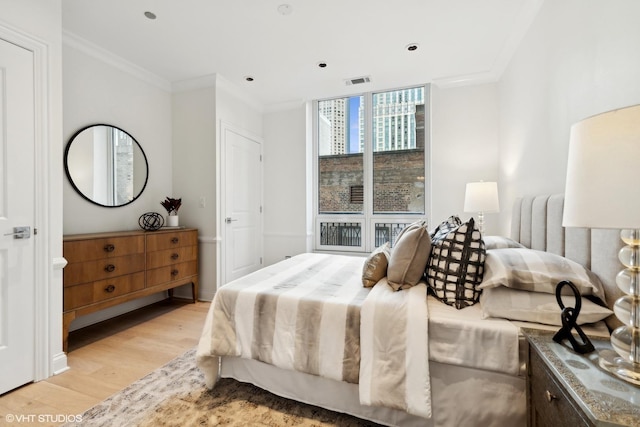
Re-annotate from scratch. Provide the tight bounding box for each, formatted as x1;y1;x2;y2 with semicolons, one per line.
523;328;640;427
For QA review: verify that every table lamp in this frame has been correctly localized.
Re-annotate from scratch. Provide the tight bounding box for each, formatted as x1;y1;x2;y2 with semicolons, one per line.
563;104;640;385
464;181;499;234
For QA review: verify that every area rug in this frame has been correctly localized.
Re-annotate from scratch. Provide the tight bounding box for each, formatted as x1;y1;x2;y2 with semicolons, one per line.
64;348;379;427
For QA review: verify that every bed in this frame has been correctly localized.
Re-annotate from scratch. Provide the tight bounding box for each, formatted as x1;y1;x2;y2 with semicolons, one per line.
196;194;621;426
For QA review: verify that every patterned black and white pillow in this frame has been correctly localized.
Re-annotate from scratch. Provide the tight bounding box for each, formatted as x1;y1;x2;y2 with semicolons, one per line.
426;216;486;309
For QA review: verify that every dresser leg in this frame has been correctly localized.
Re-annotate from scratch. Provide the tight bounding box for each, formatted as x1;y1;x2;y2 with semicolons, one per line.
62;311;76;353
192;277;199;303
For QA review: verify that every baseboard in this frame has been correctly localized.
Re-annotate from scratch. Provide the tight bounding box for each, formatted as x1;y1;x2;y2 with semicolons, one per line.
52;351;69;375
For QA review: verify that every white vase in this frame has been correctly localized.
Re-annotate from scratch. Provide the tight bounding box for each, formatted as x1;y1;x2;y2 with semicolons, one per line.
167;215;179;227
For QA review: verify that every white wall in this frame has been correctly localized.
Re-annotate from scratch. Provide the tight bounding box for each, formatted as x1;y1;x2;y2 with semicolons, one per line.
62;44;175;329
0;0;65;376
263;104;309;265
430;83;501;234
262;84;501;255
497;0;640;234
63;45;173;234
172;84;217;301
171;75;264;298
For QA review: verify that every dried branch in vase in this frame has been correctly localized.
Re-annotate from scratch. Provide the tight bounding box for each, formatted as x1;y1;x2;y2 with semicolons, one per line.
161;197;182;216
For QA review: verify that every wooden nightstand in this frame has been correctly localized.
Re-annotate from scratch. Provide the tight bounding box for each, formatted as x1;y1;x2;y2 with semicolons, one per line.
524;328;640;427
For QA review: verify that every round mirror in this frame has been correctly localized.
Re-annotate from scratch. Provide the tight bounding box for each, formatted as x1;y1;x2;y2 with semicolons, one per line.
64;124;149;207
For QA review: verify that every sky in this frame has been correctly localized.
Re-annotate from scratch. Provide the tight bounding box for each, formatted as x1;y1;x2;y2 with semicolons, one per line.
348;96;361;153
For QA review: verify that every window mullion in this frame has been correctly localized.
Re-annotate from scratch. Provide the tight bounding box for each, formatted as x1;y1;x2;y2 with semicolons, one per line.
363;92;373;252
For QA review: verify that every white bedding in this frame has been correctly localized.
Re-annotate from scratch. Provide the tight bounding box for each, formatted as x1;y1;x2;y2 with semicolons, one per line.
360;278;431;418
427;296;520;375
197;253;434;418
197;252;529;422
197;253;367;386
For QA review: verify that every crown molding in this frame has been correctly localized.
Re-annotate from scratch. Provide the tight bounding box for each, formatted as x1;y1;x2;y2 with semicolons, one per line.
215;74;264;113
264;99;306;113
432;70;500;89
491;0;544;80
433;0;543;90
62;30;171;92
171;74;218;93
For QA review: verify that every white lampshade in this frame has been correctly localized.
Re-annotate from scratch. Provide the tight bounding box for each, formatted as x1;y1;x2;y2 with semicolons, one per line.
563;104;640;386
563;104;640;229
464;182;500;213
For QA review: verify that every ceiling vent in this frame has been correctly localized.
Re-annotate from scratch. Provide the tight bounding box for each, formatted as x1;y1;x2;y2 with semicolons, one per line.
345;76;371;86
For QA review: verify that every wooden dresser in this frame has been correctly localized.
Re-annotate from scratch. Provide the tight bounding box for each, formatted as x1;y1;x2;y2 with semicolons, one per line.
63;228;199;351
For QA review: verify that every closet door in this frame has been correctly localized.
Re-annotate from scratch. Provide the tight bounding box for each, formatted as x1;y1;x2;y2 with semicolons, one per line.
222;124;263;285
0;37;36;395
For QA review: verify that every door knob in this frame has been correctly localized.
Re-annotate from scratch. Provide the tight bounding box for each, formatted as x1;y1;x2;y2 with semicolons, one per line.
225;217;238;224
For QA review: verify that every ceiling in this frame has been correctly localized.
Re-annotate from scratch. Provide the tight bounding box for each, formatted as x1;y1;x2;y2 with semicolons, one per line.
61;0;543;109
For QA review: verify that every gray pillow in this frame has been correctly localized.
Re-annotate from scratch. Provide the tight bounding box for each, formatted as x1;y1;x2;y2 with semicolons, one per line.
478;248;606;302
483;235;525;250
387;220;431;291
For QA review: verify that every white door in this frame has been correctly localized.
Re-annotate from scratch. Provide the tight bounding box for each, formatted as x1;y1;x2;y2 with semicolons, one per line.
0;38;36;394
223;125;263;284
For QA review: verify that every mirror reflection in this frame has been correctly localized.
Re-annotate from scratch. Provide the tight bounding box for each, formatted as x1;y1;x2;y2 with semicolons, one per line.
64;124;148;207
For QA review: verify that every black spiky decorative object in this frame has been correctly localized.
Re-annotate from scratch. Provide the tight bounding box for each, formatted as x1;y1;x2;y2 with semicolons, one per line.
160;197;182;216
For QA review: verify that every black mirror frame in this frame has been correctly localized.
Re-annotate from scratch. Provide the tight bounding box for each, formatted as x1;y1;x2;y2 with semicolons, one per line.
64;123;149;208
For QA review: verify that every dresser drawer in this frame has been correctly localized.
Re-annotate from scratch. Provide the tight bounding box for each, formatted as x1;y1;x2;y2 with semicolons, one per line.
146;245;198;269
529;348;591;427
64;235;145;262
64;253;145;287
64;271;145;311
146;260;198;287
146;230;198;251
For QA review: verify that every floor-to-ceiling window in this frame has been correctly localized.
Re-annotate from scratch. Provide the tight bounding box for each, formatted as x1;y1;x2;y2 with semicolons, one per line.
315;84;429;252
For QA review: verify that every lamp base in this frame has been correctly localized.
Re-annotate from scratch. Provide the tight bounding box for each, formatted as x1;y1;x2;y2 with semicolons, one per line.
598;348;640;386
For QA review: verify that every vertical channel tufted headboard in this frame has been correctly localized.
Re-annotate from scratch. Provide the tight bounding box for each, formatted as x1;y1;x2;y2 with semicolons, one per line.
510;194;623;330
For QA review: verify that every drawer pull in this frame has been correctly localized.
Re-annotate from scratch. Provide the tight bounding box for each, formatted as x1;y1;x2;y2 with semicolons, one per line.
171;253;179;260
105;284;116;293
171;269;179;276
105;264;116;273
171;237;179;244
545;390;558;403
104;244;115;252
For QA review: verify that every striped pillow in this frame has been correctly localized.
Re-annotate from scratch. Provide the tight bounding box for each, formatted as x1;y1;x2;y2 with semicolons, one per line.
483;235;525;250
478;248;606;302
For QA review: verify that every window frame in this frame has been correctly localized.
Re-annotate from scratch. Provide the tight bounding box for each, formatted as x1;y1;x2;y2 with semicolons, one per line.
313;84;431;253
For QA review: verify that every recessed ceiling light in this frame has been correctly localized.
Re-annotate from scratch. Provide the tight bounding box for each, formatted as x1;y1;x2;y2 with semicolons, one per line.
245;76;254;82
277;4;293;15
406;43;419;52
317;62;327;68
144;11;157;20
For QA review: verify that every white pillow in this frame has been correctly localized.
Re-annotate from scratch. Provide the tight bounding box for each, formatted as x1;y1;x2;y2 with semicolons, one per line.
478;248;606;303
480;286;612;326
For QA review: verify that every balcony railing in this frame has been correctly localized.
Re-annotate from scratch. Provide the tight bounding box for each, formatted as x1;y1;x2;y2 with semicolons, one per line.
319;222;412;248
320;222;362;247
375;223;411;247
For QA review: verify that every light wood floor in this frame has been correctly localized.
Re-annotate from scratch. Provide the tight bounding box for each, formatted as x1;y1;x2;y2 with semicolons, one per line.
0;299;210;427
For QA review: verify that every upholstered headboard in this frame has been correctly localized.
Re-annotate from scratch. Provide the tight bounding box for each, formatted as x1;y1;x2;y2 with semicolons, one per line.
510;194;623;330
